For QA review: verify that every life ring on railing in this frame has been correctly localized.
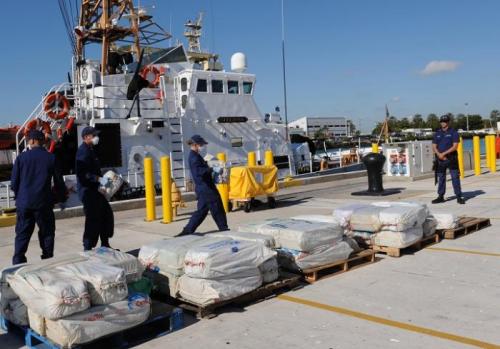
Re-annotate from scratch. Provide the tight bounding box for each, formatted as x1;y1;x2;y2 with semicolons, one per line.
140;65;162;87
65;116;75;132
23;119;52;139
44;92;70;120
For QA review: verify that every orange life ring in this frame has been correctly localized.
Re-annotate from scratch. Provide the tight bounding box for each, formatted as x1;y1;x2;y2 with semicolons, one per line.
140;65;162;87
23;119;52;139
65;116;75;132
44;92;70;120
48;139;56;153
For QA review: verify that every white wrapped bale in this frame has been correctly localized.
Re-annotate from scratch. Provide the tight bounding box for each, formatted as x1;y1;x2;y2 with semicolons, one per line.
81;247;144;283
277;241;353;271
28;308;45;335
238;219;343;252
44;294;151;348
184;239;275;279
7;269;90;320
259;257;279;283
292;215;338;224
57;262;128;305
423;217;438;237
431;213;459;229
210;231;276;249
332;203;371;227
1;298;28;327
349;206;384;232
178;271;262;306
375;202;429;232
371;227;423;248
0;265;25;302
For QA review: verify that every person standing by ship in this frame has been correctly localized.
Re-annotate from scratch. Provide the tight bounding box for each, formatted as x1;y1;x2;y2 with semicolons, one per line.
11;130;67;264
179;135;229;235
432;115;466;204
75;126;115;250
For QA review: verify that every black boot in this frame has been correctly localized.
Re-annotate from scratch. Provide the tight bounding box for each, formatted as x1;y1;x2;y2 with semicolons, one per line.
432;196;445;204
457;197;466;204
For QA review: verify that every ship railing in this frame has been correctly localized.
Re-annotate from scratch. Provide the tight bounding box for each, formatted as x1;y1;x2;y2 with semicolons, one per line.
0;183;13;209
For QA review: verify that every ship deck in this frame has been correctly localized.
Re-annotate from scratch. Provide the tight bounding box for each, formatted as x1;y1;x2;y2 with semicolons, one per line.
2;169;500;348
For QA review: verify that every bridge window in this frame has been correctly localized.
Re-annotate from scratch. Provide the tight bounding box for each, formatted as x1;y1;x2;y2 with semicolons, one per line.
243;81;253;94
181;77;188;92
196;79;208;92
181;95;187;109
228;80;239;94
212;79;223;93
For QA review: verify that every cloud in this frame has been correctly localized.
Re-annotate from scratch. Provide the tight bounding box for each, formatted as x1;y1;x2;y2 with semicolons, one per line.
420;60;461;76
391;96;400;102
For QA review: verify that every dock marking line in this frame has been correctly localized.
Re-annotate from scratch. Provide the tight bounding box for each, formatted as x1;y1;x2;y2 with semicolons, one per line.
277;294;500;348
425;247;500;257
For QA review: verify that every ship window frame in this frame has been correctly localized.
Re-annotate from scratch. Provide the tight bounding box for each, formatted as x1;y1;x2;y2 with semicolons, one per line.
181;95;187;109
227;80;239;95
211;79;224;93
180;77;188;92
196;78;208;92
243;81;253;94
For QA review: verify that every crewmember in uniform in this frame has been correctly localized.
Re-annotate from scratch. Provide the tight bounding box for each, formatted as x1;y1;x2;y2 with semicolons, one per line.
432;115;466;204
180;135;229;235
11;130;67;264
75;126;115;250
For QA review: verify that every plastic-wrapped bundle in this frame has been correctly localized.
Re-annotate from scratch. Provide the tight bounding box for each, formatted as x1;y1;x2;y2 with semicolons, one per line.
238;219;343;252
291;215;338;224
1;298;28;327
44;294;151;348
28;308;45;335
210;231;276;249
259;257;279;283
349;206;384;232
178;270;262;306
57;261;128;305
423;217;438;237
184;239;275;279
7;268;90;320
371;227;423;248
277;240;353;271
0;264;25;302
332;203;371;227
81;247;144;283
431;213;459;229
374;202;429;232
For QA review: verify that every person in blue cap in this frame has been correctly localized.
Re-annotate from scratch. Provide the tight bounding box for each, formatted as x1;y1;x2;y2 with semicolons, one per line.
179;135;229;235
75;126;115;250
432;115;466;204
11;129;67;264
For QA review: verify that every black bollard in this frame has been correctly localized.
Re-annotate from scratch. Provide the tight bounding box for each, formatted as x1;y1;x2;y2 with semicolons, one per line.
351;152;401;196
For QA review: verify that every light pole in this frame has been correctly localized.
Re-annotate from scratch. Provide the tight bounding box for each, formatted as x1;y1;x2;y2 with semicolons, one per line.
281;0;289;142
464;102;469;131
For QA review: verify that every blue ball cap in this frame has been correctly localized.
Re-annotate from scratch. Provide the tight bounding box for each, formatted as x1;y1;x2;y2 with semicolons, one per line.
440;115;450;123
81;126;100;138
190;134;208;145
27;129;45;141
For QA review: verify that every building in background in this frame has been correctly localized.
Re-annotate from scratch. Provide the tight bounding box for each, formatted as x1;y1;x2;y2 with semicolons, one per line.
288;116;351;139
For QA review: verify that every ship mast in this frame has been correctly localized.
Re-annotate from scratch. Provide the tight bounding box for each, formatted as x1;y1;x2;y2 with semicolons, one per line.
76;0;141;75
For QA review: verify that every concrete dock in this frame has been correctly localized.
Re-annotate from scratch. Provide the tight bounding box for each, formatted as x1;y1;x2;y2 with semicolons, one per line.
2;171;499;349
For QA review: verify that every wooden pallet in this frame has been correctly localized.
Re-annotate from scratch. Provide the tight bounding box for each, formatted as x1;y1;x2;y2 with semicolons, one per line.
21;301;183;349
300;249;376;283
371;233;440;258
438;217;491;240
176;271;302;319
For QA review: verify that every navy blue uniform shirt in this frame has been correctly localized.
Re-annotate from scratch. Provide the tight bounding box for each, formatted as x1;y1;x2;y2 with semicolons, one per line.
433;127;459;153
11;147;64;209
75;143;102;195
188;150;217;196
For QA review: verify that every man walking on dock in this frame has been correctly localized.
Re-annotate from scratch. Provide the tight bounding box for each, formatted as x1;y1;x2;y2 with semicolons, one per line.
432;115;466;205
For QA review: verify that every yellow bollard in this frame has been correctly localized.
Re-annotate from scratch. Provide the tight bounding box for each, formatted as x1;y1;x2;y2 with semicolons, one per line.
473;136;481;176
160;156;173;224
144;157;156;221
371;143;379;153
485;136;490;170
490;135;497;173
265;150;274;166
247;151;256;167
457;137;464;179
216;152;230;213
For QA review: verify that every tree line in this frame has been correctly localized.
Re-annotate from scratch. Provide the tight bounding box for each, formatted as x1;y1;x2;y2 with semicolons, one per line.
371;110;500;135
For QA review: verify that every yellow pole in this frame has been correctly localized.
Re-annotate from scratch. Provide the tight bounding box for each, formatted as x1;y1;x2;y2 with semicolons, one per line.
247;151;256;167
371;143;379;153
485;136;491;171
265;150;274;166
490;135;497;173
473;135;481;176
160;156;173;224
457;137;464;179
144;157;156;221
216;152;229;213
